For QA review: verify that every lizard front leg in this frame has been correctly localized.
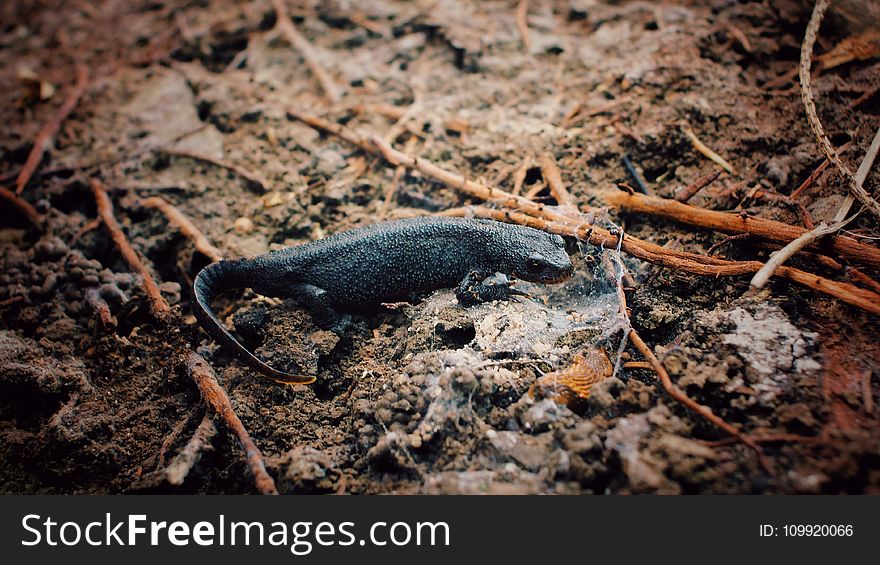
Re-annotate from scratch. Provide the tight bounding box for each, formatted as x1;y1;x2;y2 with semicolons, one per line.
455;270;528;306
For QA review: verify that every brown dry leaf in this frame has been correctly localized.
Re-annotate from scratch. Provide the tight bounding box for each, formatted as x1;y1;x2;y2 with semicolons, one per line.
529;347;613;411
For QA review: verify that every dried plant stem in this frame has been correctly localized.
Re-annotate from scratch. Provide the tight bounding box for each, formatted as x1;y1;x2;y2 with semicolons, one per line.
628;329;772;472
272;0;341;104
287;108;588;225
516;0;531;52
538;152;576;208
160;147;267;191
16;64;89;195
603;191;880;270
800;0;880;220
682;125;736;174
185;352;278;495
141;196;224;262
674;170;722;202
165;413;217;485
91;179;171;317
0;186;44;227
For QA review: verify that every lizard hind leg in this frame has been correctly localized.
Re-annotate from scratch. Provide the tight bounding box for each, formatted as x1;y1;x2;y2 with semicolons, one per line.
289;283;352;334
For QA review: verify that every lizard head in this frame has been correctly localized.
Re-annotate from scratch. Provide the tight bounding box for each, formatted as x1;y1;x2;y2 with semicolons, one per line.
511;231;573;284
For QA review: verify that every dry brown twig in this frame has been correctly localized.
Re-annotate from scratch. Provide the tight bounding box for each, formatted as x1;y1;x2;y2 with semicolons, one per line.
91;178;171;317
674;170;722;202
272;0;341;104
682;125;736;175
628;328;772;472
516;0;531;53
165;412;218;486
140;196;224;262
0;186;44;227
185;352;278;495
15;64;89;195
160;147;267;191
603;190;880;270
538;152;576;208
92;180;275;494
751;124;880;289
800;0;880;220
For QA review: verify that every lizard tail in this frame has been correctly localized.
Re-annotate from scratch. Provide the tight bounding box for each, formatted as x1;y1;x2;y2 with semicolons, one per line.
192;259;316;385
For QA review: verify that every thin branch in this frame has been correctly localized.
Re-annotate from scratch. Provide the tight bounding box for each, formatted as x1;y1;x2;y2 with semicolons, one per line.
165;412;218;486
751;125;880;288
140;196;224;262
538;152;575;208
603;190;880;270
628;328;772;473
272;0;341;104
91;178;171;317
682;125;736;174
15;64;89;195
0;186;44;227
516;0;531;53
184;352;278;495
800;0;880;220
160;147;267;191
674;170;722;202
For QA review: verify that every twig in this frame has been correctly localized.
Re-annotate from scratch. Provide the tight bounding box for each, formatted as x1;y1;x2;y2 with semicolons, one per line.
512;156;531;196
442;205;880;316
800;0;880;221
91;179;171;317
368;134;583;226
160;148;267;191
682;125;736;174
184;352;277;494
72;217;101;244
382;136;418;218
706;233;751;257
603;190;880;270
674;170;722;202
272;0;341;104
790;141;852;200
0;186;44;227
165;412;218;486
538;152;575;207
831;124;880;222
862;369;874;414
628;329;772;473
15;64;89;195
516;0;531;53
84;287;115;329
286;110;587;225
0;295;24;308
751;123;880;288
750;221;844;289
140;196;224;262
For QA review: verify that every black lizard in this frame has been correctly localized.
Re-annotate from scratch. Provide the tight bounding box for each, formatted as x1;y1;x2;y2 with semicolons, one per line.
192;217;573;384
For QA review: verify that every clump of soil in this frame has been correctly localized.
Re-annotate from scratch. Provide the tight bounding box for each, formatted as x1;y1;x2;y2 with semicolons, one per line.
1;0;879;494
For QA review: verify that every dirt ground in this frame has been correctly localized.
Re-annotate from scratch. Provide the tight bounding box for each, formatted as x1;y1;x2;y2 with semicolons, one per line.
1;0;879;494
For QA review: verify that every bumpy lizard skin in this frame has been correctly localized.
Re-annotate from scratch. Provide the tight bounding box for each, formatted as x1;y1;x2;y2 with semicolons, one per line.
193;217;573;384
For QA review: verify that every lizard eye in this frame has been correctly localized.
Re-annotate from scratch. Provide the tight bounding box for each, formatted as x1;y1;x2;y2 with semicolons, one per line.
526;257;544;273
